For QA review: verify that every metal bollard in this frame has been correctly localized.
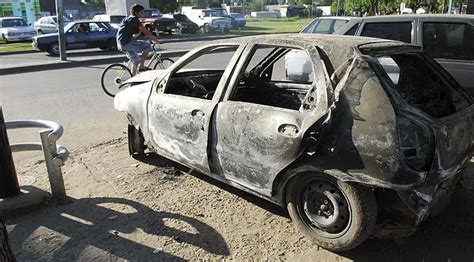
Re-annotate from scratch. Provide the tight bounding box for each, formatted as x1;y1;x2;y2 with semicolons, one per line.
0;107;20;198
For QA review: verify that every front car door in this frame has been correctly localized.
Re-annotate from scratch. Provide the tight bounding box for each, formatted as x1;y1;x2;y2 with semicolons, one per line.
146;44;245;174
65;23;89;49
212;40;332;196
87;22;110;48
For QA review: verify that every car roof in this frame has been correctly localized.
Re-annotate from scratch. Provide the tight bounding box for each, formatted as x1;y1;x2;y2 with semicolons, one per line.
216;34;417;69
339;14;473;21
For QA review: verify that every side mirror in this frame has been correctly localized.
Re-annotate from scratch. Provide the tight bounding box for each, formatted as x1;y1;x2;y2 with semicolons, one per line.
29;23;32;26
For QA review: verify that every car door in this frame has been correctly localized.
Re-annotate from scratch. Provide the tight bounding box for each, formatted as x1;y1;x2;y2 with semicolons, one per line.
146;44;245;174
212;42;332;195
418;18;474;96
87;22;110;47
65;23;88;49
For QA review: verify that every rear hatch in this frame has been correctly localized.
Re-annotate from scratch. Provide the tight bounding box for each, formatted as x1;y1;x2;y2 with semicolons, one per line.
360;43;473;171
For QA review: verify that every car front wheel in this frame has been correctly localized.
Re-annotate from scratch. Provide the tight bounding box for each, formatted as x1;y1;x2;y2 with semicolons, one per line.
47;42;60;56
128;124;145;156
285;173;377;252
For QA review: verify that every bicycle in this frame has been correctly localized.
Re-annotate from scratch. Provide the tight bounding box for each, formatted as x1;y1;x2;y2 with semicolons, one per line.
101;43;174;97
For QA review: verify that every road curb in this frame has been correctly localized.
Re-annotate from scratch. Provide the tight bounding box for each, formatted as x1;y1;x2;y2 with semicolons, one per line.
0;50;189;76
0;34;240;57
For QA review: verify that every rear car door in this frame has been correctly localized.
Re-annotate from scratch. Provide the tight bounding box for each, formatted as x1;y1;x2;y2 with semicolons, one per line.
147;44;245;174
212;42;332;195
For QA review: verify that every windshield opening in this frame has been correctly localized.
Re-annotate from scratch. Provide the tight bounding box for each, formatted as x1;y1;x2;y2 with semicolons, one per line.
2;18;28;27
373;53;471;118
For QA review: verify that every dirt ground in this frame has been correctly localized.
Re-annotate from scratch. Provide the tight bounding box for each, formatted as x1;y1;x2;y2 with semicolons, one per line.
4;134;474;261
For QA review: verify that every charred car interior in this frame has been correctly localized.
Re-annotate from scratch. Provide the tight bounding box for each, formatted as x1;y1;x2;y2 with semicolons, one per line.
115;35;473;252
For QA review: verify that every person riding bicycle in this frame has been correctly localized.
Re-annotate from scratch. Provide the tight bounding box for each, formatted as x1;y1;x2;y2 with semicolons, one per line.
117;4;161;75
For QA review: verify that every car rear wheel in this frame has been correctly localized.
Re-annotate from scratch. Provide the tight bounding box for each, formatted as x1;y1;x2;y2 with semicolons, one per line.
128;124;145;156
285;173;377;252
153;57;174;70
105;38;117;50
48;42;60;56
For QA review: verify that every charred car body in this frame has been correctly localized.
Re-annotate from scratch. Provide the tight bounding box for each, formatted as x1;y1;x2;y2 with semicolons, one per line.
115;34;473;251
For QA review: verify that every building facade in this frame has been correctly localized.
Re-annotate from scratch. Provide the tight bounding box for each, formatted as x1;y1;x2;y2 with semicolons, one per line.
0;0;41;24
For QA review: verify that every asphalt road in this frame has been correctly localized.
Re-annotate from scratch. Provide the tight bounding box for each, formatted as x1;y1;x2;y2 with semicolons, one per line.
0;48;234;154
0;40;207;70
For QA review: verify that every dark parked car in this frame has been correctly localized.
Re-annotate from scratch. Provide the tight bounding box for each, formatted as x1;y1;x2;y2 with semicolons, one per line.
32;21;118;56
114;34;473;251
229;13;246;28
164;13;199;34
141;9;178;34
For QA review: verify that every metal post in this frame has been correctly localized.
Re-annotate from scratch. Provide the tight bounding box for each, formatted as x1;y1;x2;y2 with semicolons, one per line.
40;130;66;198
448;0;453;13
55;0;67;61
0;107;20;198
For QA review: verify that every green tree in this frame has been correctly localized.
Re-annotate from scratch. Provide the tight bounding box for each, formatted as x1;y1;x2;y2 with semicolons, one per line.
150;0;179;12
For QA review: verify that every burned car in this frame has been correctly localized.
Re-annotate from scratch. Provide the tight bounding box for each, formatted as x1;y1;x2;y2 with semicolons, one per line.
114;34;473;251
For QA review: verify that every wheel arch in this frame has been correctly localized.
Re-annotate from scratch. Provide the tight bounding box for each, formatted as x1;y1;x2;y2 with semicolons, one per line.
272;163;364;206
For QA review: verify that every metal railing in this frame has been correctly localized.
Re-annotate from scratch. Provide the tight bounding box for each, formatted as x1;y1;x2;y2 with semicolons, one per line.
6;120;69;198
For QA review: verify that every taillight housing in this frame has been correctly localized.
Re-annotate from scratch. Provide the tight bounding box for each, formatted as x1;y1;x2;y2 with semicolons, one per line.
397;117;434;172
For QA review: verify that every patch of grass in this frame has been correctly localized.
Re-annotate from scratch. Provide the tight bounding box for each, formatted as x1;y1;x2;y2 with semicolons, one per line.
0;39;34;53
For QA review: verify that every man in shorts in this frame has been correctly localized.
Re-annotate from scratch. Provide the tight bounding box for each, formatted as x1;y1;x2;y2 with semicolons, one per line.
117;4;161;75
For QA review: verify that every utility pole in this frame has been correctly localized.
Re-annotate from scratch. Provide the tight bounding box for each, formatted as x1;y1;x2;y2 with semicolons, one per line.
0;106;19;199
55;0;67;60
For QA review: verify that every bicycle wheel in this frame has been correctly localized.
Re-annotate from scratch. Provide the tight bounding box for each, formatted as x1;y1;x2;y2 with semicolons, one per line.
153;58;174;70
101;63;132;97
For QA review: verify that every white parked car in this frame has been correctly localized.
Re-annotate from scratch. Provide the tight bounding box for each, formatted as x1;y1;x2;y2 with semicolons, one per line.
92;14;126;29
34;16;72;34
0;17;35;42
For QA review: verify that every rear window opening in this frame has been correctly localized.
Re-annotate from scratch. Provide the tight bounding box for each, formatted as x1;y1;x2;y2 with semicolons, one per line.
374;53;470;118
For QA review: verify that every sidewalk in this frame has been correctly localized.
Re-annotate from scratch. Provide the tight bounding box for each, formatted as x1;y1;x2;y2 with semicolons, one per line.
0;35;239;76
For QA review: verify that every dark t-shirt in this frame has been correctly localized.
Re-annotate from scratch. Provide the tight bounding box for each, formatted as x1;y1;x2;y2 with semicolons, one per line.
117;16;140;45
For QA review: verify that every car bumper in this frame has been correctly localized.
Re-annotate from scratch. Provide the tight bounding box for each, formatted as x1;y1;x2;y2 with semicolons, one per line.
32;41;47;52
5;35;34;42
399;154;471;225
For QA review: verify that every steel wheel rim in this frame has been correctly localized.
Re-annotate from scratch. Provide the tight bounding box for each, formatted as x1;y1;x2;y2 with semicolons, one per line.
300;178;351;238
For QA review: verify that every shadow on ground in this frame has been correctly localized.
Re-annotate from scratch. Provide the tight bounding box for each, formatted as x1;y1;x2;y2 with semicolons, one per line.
134;153;288;218
137;153;474;261
7;190;230;261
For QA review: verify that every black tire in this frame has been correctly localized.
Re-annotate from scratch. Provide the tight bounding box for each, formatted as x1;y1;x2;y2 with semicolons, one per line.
285;173;377;252
203;24;211;33
105;38;117;50
101;63;132;97
128;124;145;156
48;42;60;56
153;57;174;70
1;218;15;261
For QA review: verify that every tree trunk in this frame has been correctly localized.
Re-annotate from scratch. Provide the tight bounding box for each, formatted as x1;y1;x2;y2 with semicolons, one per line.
0;217;15;262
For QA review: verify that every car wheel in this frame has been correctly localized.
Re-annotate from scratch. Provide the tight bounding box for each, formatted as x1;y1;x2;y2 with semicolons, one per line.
285;173;377;252
128;124;145;156
48;42;60;56
203;24;210;34
105;38;117;51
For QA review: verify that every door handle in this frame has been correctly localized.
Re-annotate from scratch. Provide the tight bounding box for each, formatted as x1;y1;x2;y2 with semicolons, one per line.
278;124;299;137
191;109;205;117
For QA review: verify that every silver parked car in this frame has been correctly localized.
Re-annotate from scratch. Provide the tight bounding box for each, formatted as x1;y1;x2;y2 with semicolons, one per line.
34;16;72;34
300;16;354;34
114;34;473;251
0;17;35;42
333;14;474;96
